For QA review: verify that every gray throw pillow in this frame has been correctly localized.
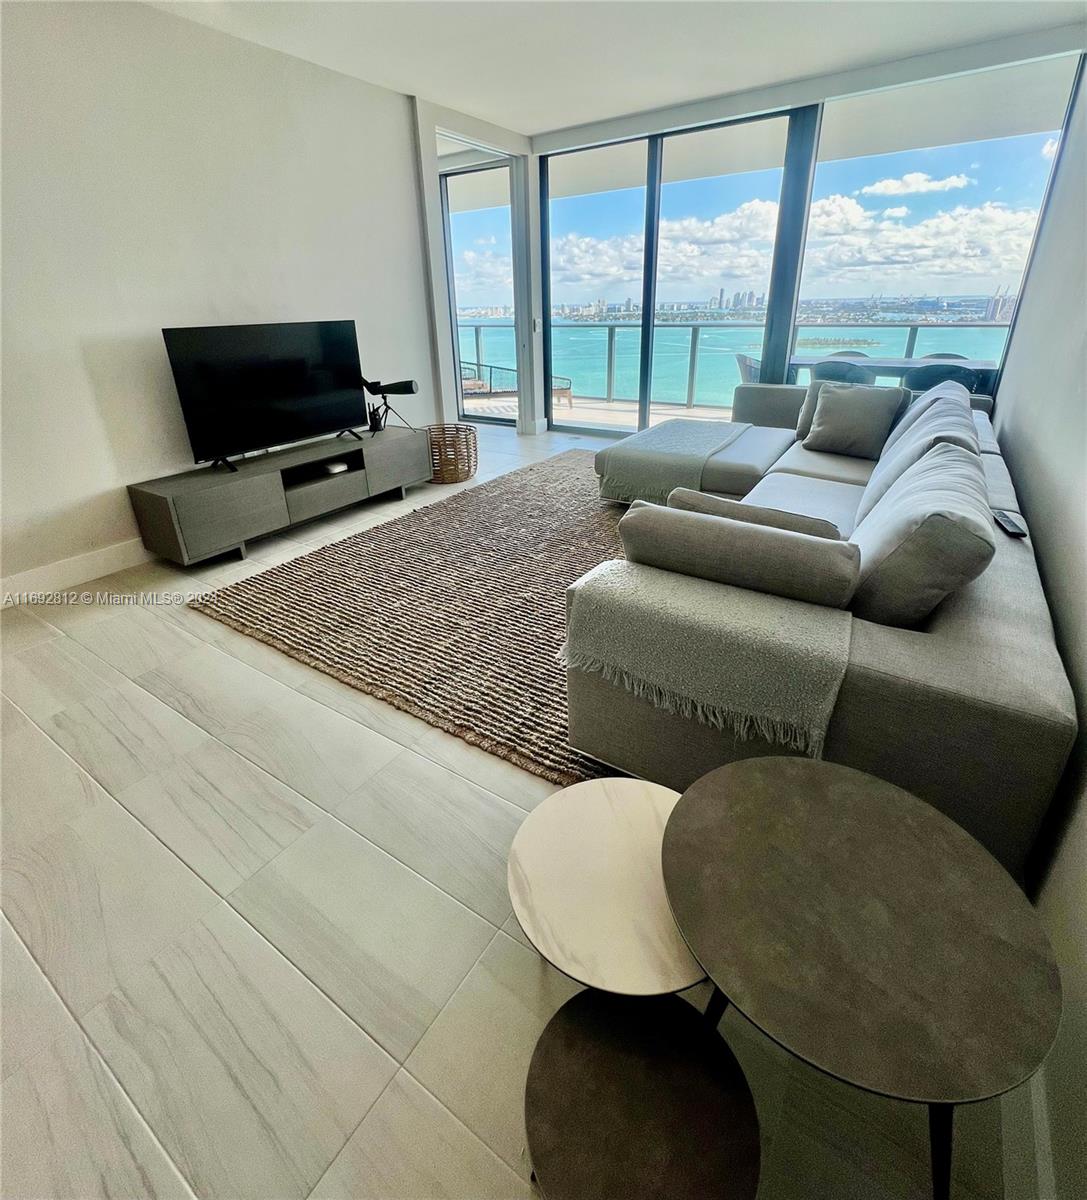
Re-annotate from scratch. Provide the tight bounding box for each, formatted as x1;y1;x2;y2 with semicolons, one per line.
882;380;971;455
619;503;860;608
797;380;910;441
854;397;980;524
803;383;906;459
795;379;825;440
666;487;841;539
850;443;995;627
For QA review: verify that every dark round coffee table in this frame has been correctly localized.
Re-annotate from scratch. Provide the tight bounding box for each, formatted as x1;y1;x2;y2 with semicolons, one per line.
525;990;760;1200
661;757;1062;1200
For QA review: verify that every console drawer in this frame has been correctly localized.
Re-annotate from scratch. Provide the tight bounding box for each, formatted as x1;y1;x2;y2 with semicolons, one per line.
174;473;288;561
285;469;369;524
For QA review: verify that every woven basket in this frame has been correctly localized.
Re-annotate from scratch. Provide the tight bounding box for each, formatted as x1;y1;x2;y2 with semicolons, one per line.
427;423;478;484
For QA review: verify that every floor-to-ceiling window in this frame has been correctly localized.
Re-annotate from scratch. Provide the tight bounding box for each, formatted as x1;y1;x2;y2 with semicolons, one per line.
791;57;1078;389
545;141;648;433
442;157;519;422
648;118;789;425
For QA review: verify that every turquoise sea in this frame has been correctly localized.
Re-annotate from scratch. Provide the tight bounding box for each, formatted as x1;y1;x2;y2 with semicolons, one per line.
458;320;1008;408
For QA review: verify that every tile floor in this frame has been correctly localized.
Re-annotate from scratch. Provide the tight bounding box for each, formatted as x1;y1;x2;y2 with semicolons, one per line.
1;424;1008;1198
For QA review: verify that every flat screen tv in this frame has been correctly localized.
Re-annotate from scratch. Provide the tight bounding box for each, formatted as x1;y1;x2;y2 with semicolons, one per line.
163;320;368;463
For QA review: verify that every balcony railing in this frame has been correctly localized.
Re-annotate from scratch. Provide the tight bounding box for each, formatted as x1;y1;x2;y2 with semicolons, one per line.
456;320;1008;409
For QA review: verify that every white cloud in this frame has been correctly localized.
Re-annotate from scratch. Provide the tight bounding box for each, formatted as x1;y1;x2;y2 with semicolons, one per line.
1041;137;1059;160
860;172;975;196
803;197;1036;285
457;192;1039;301
473;235;497;246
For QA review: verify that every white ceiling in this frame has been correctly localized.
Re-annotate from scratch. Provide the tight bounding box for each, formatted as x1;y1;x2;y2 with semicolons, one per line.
153;1;1084;136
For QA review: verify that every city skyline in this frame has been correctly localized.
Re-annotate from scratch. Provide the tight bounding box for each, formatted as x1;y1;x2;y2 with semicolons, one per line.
447;130;1057;308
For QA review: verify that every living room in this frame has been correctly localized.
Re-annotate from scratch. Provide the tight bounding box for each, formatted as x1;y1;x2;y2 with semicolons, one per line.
2;3;1085;1198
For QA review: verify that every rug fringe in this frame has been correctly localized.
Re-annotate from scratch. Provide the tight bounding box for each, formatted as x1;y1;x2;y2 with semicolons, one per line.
561;647;824;758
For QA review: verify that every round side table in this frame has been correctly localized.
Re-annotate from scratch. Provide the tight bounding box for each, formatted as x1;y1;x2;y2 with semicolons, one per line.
507;777;704;995
509;778;759;1198
662;757;1061;1200
526;990;759;1200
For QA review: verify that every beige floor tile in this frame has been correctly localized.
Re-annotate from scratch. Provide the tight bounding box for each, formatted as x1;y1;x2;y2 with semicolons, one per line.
298;674;434;749
2;638;207;793
501;911;531;949
84;903;396;1200
117;739;323;895
67;604;204;678
1;697;111;857
2;796;218;1015
2;636;129;724
0;1025;194;1200
1;605;59;654
47;678;209;794
406;930;581;1177
140;644;401;809
415;726;560;814
312;1070;530;1200
336;750;524;925
1;915;72;1080
231;819;493;1062
200;619;435;750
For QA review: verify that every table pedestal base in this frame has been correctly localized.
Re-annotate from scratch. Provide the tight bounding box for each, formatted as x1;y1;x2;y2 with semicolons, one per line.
929;1102;954;1200
525;991;760;1200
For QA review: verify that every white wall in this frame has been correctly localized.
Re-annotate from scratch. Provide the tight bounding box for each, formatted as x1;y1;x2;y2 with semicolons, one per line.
1;1;438;587
994;62;1086;1198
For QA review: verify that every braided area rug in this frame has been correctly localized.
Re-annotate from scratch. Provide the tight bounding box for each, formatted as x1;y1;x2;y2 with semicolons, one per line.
190;450;624;785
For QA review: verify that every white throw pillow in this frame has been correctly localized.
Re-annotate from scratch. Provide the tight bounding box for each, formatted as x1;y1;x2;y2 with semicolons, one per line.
882;380;971;455
854;397;981;524
850;443;995;627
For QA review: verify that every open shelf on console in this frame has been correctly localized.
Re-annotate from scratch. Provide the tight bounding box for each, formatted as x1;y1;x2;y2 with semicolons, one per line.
281;448;366;491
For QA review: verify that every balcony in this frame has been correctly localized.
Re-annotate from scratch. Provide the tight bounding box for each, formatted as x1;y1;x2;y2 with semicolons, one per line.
457;320;1006;429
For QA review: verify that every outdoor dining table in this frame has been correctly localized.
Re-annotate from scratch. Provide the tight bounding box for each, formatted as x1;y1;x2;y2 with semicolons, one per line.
788;353;998;390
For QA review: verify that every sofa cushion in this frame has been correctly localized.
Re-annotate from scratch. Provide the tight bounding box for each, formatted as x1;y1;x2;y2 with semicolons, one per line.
796;380;910;441
667;487;841;539
850;443;996;627
700;425;795;496
973;411;1001;454
619;504;860;608
803;382;905;459
983;453;1021;515
883;381;971;455
854;397;980;525
744;472;867;537
767;442;876;486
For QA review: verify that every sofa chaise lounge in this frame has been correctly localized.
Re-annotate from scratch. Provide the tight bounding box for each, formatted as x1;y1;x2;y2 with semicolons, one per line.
567;382;1076;878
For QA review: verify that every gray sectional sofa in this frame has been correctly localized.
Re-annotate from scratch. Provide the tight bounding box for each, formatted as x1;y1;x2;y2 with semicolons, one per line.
567;382;1077;877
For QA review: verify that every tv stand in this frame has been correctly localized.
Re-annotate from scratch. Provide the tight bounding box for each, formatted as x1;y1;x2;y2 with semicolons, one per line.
336;428;363;441
128;427;431;566
209;457;239;472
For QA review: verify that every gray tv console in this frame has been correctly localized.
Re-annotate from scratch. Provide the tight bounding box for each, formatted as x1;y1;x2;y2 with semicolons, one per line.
128;427;431;566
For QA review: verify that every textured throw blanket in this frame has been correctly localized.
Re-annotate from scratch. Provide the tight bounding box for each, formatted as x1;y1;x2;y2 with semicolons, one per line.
563;560;852;757
596;419;751;503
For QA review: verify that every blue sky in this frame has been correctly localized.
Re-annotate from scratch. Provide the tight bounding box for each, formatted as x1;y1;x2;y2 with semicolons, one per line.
449;130;1059;306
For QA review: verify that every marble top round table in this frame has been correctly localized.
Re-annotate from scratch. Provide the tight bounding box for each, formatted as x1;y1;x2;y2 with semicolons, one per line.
662;757;1062;1200
507;778;704;995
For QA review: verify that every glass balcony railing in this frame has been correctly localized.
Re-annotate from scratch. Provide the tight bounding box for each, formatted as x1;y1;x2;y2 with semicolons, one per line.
456;320;1008;427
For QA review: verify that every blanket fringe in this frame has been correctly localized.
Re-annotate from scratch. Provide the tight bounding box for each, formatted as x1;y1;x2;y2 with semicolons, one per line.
561;646;825;759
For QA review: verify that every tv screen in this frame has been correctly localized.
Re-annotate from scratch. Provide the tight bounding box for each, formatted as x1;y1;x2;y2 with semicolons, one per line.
163;320;367;463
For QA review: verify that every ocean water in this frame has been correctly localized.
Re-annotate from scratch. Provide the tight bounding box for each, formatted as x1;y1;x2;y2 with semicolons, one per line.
458;321;1008;408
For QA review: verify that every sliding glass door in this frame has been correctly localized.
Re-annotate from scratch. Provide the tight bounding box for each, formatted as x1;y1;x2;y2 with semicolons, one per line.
541;54;1079;433
442;161;519;422
543;141;648;433
648;118;789;425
